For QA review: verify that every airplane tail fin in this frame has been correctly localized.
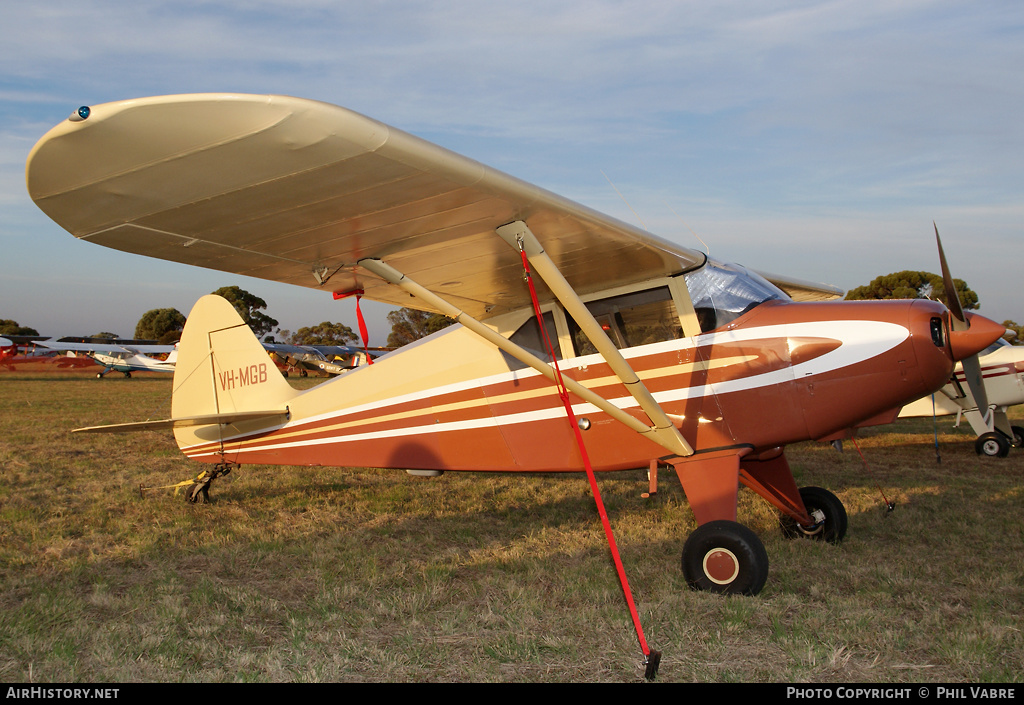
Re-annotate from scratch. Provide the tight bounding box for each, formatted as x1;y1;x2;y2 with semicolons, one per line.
170;295;298;448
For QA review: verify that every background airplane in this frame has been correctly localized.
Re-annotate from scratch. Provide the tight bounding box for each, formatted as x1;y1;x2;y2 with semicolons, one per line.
899;336;1024;457
0;337;13;365
37;340;177;378
0;335;101;372
264;343;387;377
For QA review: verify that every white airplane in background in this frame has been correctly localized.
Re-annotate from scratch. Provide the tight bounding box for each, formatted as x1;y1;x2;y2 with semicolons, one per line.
38;340;177;378
899;337;1024;457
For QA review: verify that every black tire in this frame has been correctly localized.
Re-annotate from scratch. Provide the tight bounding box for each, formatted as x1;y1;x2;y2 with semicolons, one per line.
682;520;769;596
976;432;1010;458
780;486;848;543
1009;426;1024;449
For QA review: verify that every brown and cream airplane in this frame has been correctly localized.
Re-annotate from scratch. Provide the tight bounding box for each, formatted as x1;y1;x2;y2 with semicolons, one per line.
26;94;1004;599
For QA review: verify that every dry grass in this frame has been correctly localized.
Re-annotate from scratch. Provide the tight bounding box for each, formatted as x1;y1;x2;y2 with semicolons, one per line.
1;373;1022;682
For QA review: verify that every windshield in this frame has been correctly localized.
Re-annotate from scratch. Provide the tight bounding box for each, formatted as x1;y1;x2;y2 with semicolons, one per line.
684;260;789;332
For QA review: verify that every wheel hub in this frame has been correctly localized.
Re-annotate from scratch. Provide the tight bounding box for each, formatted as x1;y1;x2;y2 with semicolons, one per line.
702;548;740;585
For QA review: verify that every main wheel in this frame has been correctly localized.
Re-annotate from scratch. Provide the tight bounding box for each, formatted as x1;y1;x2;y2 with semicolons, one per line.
780;486;848;543
1009;426;1024;449
682;520;769;596
976;432;1010;458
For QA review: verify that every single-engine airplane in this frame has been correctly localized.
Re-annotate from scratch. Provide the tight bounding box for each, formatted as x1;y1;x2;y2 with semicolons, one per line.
0;337;14;365
26;94;1005;599
38;340;177;378
0;335;101;373
264;343;385;377
898;336;1024;457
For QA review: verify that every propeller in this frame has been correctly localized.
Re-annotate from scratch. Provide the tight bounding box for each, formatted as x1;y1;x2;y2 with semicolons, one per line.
934;223;991;421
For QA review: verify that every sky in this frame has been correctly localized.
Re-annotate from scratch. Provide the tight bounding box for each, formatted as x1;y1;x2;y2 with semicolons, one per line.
2;1;1022;340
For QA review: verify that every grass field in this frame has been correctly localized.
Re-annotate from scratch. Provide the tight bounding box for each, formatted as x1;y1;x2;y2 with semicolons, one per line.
1;373;1021;683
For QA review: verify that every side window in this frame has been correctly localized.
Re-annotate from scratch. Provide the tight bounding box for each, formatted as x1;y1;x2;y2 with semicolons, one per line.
504;311;560;370
568;286;684;355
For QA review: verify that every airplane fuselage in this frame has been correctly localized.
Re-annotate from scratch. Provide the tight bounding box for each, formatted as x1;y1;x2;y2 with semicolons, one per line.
176;298;962;473
93;351;174;374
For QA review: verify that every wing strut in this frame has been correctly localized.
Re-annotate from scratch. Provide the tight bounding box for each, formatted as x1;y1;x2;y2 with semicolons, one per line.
357;258;688;456
496;221;694;457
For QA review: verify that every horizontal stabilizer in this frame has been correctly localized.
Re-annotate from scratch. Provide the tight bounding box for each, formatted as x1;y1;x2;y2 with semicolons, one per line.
73;409;289;434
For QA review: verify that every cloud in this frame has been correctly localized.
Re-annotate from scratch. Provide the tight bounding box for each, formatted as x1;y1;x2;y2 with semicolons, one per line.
2;0;1023;336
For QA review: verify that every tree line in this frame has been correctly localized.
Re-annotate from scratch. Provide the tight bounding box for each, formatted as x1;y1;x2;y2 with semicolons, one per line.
2;285;455;349
4;272;1020;346
844;269;1021;343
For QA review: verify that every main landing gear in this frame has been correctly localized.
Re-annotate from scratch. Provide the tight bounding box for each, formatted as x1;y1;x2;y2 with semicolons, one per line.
973;426;1024;458
682;520;769;595
680;486;848;596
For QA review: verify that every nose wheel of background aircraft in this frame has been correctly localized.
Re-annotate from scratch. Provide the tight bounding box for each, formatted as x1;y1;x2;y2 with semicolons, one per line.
682;520;769;596
779;486;848;543
975;432;1011;458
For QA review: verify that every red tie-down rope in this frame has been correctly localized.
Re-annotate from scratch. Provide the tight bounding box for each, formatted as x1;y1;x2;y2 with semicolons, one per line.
333;288;373;365
516;247;661;680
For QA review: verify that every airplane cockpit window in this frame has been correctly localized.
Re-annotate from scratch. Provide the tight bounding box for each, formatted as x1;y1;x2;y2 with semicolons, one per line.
568;286;684;355
504;311;560;371
684;261;788;332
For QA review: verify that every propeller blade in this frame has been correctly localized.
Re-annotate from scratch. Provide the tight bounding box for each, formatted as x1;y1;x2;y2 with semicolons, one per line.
934;222;991;421
961;354;990;421
934;222;968;330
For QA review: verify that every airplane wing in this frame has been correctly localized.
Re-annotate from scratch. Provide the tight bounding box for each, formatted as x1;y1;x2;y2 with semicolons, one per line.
38;341;176;355
27;94;717;320
263;343;312;356
37;341;133;354
757;271;843;303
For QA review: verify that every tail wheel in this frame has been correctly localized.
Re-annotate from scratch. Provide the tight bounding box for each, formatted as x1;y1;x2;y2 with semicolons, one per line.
780;486;848;543
682;520;769;596
976;432;1010;458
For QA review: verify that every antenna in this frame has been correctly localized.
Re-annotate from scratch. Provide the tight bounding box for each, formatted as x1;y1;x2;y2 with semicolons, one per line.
601;170;647;231
666;202;710;256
